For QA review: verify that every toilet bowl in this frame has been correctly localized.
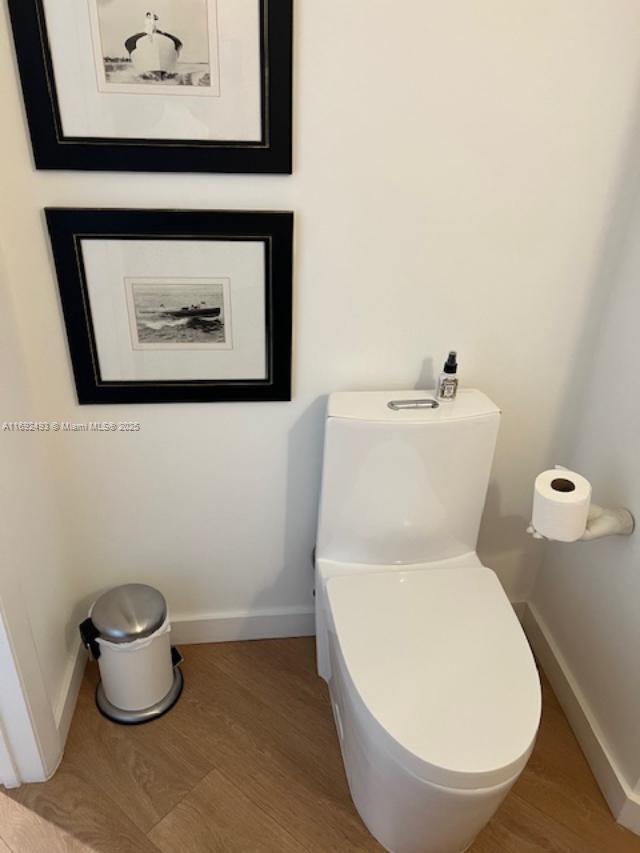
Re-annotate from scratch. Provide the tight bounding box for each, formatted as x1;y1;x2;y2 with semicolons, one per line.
314;390;542;853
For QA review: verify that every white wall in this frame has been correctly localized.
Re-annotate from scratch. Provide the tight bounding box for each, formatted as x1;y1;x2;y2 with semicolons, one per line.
2;0;640;630
530;143;640;816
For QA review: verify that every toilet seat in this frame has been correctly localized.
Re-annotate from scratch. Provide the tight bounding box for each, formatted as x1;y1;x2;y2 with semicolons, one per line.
326;565;541;790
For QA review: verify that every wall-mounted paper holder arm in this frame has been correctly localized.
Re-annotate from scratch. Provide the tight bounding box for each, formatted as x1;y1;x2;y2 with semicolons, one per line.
578;504;634;541
527;504;635;542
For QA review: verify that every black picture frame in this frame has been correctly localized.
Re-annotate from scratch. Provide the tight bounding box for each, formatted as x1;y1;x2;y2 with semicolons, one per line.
8;0;293;174
45;208;294;404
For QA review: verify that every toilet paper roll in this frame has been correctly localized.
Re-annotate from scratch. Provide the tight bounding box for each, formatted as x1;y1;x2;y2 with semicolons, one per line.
532;469;592;542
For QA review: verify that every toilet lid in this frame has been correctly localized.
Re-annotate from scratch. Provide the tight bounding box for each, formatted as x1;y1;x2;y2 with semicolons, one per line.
326;566;541;790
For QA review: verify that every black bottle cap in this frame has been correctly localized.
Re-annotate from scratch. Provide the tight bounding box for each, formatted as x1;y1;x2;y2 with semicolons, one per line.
443;351;458;374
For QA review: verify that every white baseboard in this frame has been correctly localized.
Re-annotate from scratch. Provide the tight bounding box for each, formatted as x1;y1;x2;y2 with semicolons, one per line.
523;603;640;835
171;605;316;645
0;720;20;789
54;639;87;749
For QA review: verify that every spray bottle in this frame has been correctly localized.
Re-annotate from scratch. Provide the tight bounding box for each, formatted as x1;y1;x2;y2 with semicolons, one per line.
436;351;458;401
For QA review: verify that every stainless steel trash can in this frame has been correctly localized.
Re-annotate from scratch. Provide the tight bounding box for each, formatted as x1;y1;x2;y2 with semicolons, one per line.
79;584;183;724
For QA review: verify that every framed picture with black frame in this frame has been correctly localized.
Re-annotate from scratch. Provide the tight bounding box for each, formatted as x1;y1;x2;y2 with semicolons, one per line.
8;0;293;174
46;208;293;404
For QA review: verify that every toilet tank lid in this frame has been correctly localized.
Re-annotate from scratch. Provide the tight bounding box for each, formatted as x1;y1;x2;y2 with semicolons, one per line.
327;389;500;423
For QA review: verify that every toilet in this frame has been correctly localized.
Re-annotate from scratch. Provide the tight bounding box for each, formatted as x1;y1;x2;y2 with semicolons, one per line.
314;389;541;853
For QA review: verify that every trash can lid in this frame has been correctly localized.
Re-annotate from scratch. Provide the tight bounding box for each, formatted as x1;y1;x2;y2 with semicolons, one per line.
91;584;167;643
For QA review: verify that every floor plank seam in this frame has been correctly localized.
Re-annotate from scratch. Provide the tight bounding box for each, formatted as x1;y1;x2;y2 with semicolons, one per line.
215;766;317;853
143;767;214;840
0;828;16;853
204;654;345;791
149;763;316;853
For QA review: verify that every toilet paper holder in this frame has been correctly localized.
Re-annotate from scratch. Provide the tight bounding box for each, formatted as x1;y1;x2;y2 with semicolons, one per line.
527;504;635;541
527;466;635;542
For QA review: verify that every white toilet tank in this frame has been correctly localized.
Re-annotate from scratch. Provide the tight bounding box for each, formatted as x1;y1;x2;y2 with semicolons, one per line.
316;389;501;566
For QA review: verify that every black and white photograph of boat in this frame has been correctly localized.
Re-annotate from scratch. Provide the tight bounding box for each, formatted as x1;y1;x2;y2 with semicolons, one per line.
126;278;232;349
91;0;219;93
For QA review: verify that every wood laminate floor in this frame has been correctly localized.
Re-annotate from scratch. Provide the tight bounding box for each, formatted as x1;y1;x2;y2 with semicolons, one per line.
1;638;639;852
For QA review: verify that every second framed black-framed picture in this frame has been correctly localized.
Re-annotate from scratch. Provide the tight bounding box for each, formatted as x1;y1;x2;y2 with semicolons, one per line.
46;208;294;404
8;0;293;174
